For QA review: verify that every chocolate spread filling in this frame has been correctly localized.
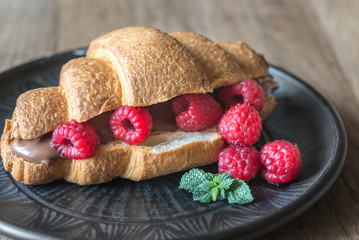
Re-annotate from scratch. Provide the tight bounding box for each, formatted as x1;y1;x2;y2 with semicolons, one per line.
11;134;59;166
148;100;177;131
87;111;117;144
255;75;279;99
11;75;278;165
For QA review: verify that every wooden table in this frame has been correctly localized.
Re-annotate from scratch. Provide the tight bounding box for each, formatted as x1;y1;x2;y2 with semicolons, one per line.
0;0;358;239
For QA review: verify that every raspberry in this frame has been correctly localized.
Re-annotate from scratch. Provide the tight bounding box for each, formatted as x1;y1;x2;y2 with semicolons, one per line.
171;93;223;132
218;79;265;111
218;103;262;146
260;140;302;184
110;106;153;145
218;145;260;182
51;120;98;159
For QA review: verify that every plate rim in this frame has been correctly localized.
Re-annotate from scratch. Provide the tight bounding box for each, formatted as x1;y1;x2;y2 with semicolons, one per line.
0;49;347;240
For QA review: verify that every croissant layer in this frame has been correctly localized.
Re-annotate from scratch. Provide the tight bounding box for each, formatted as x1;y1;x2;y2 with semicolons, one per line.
1;27;276;185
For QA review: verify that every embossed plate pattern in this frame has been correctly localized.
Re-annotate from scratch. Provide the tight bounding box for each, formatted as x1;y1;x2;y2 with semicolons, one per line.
0;50;347;240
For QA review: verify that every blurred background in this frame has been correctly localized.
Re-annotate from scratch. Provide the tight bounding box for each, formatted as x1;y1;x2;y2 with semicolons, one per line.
0;0;358;239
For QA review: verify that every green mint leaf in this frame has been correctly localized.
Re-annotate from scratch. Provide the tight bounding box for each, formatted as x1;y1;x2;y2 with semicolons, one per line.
217;173;235;190
198;179;217;192
219;188;227;201
210;186;220;201
198;173;234;202
226;179;254;204
179;168;213;193
179;169;254;205
198;180;219;202
193;189;212;203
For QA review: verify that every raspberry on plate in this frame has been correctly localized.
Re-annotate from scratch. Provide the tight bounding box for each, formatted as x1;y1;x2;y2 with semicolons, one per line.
110;106;153;145
218;145;260;182
218;103;262;146
51;120;99;159
260;140;302;184
218;79;265;111
171;93;223;132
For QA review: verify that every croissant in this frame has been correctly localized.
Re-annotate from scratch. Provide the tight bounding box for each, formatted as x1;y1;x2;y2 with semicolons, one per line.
1;27;278;185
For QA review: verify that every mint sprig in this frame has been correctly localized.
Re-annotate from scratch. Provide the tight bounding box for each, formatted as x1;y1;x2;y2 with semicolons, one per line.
179;168;254;204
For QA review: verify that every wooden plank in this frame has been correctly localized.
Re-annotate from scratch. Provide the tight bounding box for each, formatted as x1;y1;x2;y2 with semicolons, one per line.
310;0;359;104
0;0;58;72
56;0;216;51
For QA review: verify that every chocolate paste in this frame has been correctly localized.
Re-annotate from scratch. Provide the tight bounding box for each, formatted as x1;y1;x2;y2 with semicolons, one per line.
148;101;178;131
255;75;279;100
11;135;60;165
11;75;278;165
87;111;116;144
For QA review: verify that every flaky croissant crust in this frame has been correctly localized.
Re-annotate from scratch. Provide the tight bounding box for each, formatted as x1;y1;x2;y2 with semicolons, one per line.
11;27;269;140
1;26;275;185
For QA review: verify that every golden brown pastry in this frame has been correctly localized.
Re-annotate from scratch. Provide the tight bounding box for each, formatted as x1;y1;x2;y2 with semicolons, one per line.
1;26;278;185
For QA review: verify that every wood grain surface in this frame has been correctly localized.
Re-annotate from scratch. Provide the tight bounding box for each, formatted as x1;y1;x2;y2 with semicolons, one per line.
0;0;358;239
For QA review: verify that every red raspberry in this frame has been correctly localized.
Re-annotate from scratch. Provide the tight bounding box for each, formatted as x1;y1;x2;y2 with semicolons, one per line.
218;79;265;111
171;93;223;132
51;120;98;159
218;103;262;146
110;106;153;145
218;145;260;182
260;140;302;184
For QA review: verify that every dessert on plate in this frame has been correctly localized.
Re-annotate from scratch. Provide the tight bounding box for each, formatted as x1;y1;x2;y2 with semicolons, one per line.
0;26;278;185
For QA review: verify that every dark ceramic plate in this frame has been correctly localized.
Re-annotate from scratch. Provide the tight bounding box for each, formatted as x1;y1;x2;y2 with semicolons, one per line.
0;49;347;240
